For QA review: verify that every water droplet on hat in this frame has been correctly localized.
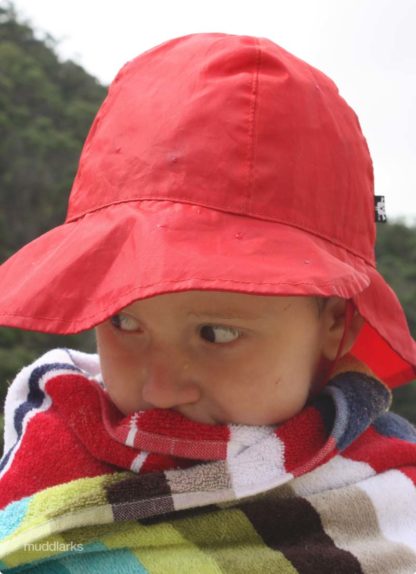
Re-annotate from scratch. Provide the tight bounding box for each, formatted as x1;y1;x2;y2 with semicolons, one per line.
304;259;311;264
235;232;243;239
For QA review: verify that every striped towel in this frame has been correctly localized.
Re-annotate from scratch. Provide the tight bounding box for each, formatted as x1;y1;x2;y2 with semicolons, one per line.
1;348;416;573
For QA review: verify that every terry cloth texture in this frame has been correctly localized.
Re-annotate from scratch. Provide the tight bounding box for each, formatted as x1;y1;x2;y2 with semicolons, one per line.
1;349;416;573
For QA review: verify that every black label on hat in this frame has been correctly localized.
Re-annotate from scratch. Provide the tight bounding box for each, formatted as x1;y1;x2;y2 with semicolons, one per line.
374;195;387;223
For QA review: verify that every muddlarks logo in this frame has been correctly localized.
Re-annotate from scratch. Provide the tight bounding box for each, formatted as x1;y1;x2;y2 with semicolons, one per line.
24;541;83;552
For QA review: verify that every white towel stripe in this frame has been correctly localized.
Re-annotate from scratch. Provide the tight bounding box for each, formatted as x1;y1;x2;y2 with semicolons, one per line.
226;425;290;498
130;451;148;473
358;469;416;553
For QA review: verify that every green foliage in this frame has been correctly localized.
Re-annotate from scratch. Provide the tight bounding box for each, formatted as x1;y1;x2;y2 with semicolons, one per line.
0;327;96;386
0;4;105;454
392;382;416;425
375;221;416;426
375;221;416;335
0;2;107;260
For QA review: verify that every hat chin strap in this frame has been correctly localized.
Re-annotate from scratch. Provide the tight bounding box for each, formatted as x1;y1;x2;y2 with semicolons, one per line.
332;298;355;366
312;299;356;395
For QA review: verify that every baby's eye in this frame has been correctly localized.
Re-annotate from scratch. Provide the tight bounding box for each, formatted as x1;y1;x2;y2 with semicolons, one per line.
199;325;241;344
110;313;141;332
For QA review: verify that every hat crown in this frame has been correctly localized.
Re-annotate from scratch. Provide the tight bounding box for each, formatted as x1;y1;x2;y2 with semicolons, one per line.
67;33;375;264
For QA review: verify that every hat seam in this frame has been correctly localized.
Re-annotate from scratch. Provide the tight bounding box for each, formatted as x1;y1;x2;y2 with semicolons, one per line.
0;274;369;324
65;198;376;269
245;38;261;212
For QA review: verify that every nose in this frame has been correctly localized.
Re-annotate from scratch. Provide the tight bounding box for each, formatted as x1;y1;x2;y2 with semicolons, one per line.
140;350;201;410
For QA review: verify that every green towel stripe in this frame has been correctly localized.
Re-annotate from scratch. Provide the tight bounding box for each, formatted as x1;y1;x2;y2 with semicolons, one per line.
171;505;298;574
60;544;149;574
96;516;223;574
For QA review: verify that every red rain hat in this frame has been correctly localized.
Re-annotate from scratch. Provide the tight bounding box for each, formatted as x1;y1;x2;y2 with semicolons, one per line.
0;33;415;388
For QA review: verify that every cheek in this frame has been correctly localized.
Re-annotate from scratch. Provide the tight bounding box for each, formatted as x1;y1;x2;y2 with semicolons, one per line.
210;354;274;406
96;327;145;411
213;345;312;424
97;325;142;368
101;360;146;415
227;342;281;383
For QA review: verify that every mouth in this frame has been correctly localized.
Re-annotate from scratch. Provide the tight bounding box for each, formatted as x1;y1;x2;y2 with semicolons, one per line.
172;407;225;426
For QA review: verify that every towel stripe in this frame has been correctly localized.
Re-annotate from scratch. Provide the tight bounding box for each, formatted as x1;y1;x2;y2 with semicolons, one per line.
308;479;416;573
239;492;364;573
172;506;298;573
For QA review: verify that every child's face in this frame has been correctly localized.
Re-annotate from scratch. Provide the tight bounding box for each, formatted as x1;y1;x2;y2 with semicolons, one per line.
95;291;333;426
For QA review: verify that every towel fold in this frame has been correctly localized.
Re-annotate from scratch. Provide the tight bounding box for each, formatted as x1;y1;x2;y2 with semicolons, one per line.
1;348;416;573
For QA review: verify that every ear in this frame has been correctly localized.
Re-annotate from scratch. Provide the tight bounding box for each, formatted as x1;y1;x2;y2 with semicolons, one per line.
320;297;365;361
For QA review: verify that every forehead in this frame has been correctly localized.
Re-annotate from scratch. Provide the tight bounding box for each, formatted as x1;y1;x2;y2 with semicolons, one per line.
122;291;317;319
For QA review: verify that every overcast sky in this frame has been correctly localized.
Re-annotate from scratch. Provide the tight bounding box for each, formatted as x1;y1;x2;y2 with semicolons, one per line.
10;0;416;222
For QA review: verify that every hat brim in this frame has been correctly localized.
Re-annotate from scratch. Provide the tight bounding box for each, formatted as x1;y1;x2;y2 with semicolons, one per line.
0;200;414;387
